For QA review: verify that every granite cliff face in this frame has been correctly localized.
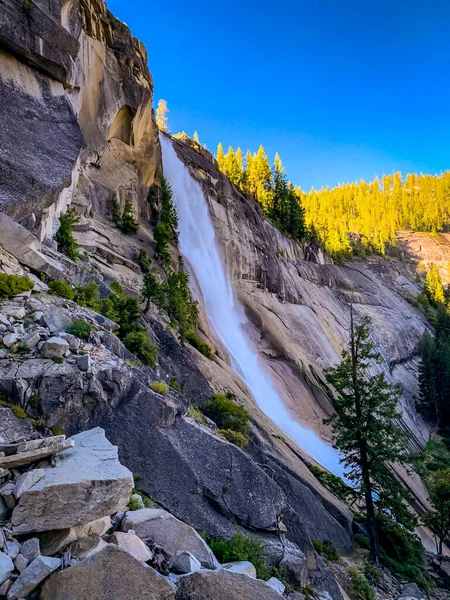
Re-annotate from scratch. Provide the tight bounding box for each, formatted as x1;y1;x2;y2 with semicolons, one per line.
0;0;442;597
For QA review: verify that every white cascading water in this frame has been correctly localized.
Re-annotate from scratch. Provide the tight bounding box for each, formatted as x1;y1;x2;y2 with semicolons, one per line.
160;134;344;477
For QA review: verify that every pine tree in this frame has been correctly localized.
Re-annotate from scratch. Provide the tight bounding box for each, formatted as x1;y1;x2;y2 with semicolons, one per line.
417;331;438;422
156;99;169;132
421;469;450;554
193;131;200;144
224;147;241;185
121;199;139;234
325;309;411;562
425;264;445;305
216;143;225;172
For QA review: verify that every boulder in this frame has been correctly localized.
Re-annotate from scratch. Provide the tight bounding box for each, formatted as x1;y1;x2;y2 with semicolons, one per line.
75;353;91;371
175;569;283;600
398;582;425;600
267;577;285;595
1;307;26;320
110;531;153;563
40;336;69;359
23;331;40;349
7;555;61;600
19;538;40;562
40;515;111;555
0;552;13;585
222;561;257;578
11;428;132;534
14;553;28;573
67;535;108;560
121;508;219;569
0;314;9;327
40;545;176;600
170;551;201;574
40;307;72;335
2;334;19;348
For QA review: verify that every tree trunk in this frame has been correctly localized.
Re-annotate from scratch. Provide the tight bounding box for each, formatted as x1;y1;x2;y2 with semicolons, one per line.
350;306;380;562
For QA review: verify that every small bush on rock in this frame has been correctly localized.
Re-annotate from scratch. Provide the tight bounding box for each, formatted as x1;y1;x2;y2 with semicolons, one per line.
137;249;151;273
123;329;157;367
348;568;375;600
209;532;270;580
312;539;340;562
55;208;80;261
128;496;143;511
185;330;214;359
68;319;92;339
218;429;248;448
186;404;208;425
48;280;74;300
74;281;101;311
11;405;27;419
0;273;34;299
353;533;370;550
169;376;182;392
203;394;250;437
151;381;168;394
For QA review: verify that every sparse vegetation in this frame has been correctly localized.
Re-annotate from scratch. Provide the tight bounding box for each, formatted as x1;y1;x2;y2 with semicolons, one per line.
50;426;65;436
218;429;248;448
55;208;80;261
348;568;375;600
123;329;157;367
111;196;139;234
11;405;27;419
52;356;64;364
312;539;340;562
208;532;270;580
128;496;142;511
186;404;208;425
203;394;251;439
185;330;214;359
137;249;151;273
74;281;101;311
151;381;168;394
48;280;74;300
307;463;357;504
68;319;92;340
169;375;182;392
0;273;34;299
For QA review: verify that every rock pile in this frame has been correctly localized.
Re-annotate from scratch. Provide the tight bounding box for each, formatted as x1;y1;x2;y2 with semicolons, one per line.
0;425;292;599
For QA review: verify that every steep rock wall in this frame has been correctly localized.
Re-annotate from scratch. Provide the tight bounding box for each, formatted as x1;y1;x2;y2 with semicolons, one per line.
0;0;160;237
172;139;431;452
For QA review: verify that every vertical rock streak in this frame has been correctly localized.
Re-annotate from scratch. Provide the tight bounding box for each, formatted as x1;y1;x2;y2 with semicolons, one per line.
160;135;344;477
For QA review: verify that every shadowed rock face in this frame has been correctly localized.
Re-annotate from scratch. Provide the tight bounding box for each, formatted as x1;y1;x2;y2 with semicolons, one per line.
0;0;160;235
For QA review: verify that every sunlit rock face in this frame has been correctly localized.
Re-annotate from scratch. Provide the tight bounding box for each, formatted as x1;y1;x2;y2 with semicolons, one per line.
0;0;160;237
171;137;431;455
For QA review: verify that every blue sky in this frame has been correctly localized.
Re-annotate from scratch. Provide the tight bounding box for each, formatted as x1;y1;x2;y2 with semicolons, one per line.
107;0;450;190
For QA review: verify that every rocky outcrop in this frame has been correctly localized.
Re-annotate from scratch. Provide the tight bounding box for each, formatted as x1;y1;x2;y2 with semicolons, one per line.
0;0;160;239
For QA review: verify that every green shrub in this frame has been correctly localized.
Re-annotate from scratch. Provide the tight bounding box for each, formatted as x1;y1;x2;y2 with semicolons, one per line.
48;280;74;300
348;568;375;600
363;563;381;585
123;329;157;367
0;273;34;299
203;394;250;437
55;208;80;261
151;381;168;394
169;376;182;392
377;517;429;588
68;319;92;339
353;533;370;550
218;429;248;448
112;194;122;225
11;405;27;419
121;199;139;234
312;539;340;562
74;281;101;311
186;404;208;425
185;330;214;359
50;426;65;436
209;533;270;580
302;585;316;600
124;358;141;369
137;249;151;273
52;356;64;364
128;496;142;511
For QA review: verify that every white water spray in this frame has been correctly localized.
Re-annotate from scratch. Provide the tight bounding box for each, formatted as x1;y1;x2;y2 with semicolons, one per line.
160;135;344;477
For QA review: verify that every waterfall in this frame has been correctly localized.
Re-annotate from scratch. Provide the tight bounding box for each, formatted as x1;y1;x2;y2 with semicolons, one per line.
160;134;344;477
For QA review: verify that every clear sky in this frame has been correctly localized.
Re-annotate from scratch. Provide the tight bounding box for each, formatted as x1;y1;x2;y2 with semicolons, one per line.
106;0;450;190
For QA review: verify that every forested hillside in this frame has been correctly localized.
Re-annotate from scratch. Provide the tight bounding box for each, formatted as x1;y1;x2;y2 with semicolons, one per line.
216;144;450;259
